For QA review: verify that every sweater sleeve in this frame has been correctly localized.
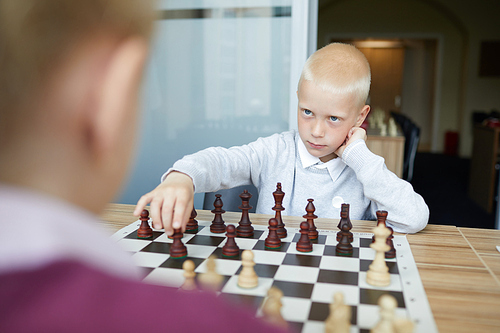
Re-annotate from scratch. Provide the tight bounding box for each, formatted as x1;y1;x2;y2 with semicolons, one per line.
162;133;287;194
341;139;429;233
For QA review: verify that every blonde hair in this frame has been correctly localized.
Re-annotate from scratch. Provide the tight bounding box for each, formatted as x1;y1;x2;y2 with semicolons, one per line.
0;0;156;116
298;43;371;107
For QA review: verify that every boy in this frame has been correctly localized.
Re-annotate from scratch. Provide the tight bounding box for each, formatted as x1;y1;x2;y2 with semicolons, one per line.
0;1;285;332
135;43;429;235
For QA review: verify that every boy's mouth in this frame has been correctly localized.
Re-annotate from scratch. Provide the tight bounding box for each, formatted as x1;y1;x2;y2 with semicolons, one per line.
307;141;326;149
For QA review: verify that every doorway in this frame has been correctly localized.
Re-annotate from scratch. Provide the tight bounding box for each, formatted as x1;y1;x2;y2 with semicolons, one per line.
358;44;405;114
332;38;437;152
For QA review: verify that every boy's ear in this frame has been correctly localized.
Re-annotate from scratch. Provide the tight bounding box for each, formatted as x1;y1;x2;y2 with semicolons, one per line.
355;105;370;127
91;37;148;158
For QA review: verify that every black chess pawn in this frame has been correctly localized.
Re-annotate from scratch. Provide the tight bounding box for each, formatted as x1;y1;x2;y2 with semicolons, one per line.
222;224;240;258
385;226;396;259
265;218;282;250
236;190;254;238
272;182;287;238
296;221;313;252
303;199;318;240
337;203;353;243
372;210;388;243
185;207;199;233
210;194;226;233
336;222;353;256
137;209;153;239
170;228;187;258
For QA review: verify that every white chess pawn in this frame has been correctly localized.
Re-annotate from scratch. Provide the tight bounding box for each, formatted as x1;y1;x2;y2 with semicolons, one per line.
325;292;351;333
371;294;397;333
199;255;223;291
393;318;415;333
238;250;258;289
366;223;391;287
388;118;398;137
380;123;387;136
180;259;197;291
261;287;288;328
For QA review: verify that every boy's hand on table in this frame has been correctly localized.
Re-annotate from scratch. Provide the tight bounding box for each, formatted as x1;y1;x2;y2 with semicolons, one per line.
335;127;367;158
134;171;194;235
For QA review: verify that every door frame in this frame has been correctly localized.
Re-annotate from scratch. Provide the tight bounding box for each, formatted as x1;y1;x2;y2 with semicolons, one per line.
324;32;444;152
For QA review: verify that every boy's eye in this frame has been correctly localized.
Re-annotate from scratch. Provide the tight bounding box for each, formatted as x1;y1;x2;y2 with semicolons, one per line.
303;109;312;116
330;116;339;122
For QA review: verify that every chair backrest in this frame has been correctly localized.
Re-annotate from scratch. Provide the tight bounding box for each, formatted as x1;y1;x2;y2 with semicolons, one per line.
404;125;420;182
390;112;420;182
203;184;259;213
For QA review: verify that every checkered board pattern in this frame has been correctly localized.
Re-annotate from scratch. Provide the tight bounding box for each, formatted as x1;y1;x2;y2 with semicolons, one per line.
112;219;437;333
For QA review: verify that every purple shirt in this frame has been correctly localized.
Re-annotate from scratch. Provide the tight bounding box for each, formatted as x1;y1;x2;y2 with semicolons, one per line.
0;260;283;332
0;185;286;333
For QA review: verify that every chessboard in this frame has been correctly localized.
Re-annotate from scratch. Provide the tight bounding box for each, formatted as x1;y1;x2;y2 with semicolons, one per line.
111;217;437;333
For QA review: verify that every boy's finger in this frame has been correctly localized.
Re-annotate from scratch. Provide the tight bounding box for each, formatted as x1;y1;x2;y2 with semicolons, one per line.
171;203;185;230
133;193;152;216
161;199;175;235
172;196;193;231
181;202;194;233
150;197;165;230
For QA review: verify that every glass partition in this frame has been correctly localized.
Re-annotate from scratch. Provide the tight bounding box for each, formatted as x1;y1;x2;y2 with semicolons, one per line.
119;0;315;208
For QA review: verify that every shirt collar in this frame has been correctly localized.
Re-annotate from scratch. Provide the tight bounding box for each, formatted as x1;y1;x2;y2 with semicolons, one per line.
0;184;140;279
297;136;323;168
296;133;347;181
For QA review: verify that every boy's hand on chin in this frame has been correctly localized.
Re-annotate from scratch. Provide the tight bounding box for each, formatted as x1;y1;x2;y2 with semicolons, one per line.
335;127;367;157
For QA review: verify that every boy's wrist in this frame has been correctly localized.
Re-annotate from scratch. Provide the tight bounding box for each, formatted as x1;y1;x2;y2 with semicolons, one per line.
341;139;371;168
163;170;194;188
341;139;364;160
162;168;186;181
335;127;367;158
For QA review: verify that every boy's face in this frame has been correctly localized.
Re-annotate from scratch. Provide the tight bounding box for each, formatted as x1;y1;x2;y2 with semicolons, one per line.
297;79;367;162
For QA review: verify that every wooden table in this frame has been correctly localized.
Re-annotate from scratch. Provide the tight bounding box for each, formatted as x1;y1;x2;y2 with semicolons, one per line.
100;204;500;333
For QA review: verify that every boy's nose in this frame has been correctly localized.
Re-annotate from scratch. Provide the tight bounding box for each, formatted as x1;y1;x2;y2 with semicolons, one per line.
311;121;324;138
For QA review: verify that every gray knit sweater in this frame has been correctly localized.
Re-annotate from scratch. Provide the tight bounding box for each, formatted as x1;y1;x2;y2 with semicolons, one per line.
167;130;429;233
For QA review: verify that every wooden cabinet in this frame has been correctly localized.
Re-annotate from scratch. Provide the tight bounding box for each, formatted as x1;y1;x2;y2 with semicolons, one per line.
366;129;405;178
469;125;500;213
